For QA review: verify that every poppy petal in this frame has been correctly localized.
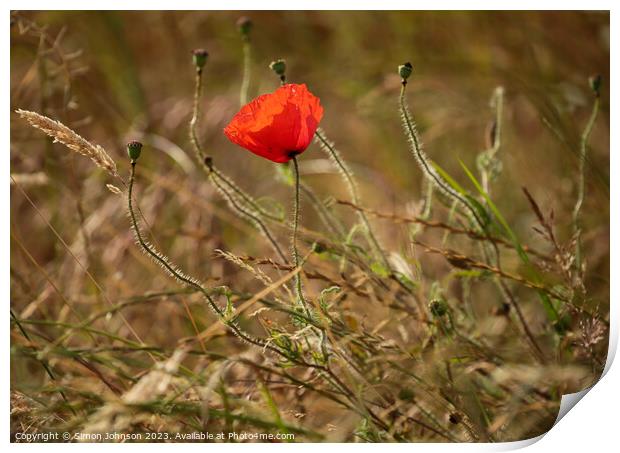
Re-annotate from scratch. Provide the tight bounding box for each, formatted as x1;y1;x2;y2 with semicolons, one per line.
224;83;323;163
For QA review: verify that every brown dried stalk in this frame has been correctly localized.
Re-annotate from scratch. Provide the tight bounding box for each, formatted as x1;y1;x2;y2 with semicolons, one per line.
16;109;118;177
415;239;569;302
337;199;552;262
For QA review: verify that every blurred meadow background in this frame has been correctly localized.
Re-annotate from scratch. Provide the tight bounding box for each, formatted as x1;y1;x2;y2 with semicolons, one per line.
10;11;609;442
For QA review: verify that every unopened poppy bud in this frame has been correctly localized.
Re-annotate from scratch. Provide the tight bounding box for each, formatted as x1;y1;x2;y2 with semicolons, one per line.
237;16;253;37
127;141;143;162
269;59;286;77
192;49;209;71
429;299;448;317
399;62;413;82
589;74;602;96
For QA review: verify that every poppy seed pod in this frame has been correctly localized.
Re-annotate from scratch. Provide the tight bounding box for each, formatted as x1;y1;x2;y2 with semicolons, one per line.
127;141;143;162
192;49;209;70
237;16;252;37
269;59;287;77
399;62;413;82
429;299;448;317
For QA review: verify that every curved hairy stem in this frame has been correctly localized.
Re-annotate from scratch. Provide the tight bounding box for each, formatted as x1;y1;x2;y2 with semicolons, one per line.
291;157;310;313
208;168;289;263
128;162;336;370
127;162;275;352
399;82;545;361
300;182;346;240
187;61;286;261
271;68;347;240
314;128;391;272
399;84;485;229
213;167;282;221
189;62;280;221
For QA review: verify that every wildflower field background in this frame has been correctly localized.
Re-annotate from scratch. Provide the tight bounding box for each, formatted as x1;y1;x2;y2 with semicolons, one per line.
10;11;610;443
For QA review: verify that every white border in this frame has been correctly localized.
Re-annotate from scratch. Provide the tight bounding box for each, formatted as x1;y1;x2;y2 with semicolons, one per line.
3;1;616;11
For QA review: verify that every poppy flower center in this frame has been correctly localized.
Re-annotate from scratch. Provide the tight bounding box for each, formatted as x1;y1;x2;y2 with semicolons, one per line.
287;150;301;159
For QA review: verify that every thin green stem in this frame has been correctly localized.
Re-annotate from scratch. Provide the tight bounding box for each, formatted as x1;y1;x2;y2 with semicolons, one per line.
573;95;600;277
209;170;289;263
399;84;484;229
291;156;309;313
400;82;545;361
272;71;346;239
127;162;275;353
240;39;251;106
488;87;504;160
187;62;285;259
213;167;282;221
300;182;346;240
314;128;391;272
190;68;206;162
399;85;541;359
10;310;76;415
479;86;504;194
188;61;280;222
128;167;331;368
129;163;218;313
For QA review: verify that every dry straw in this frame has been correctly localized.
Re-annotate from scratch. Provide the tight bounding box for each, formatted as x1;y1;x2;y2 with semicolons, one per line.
16;109;118;177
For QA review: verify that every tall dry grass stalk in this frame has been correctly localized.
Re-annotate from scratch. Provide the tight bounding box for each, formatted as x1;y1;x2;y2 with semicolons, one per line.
16;109;118;177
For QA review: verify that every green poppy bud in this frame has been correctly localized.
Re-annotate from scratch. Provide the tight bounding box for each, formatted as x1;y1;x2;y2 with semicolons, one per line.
237;16;253;37
429;298;448;317
399;62;413;82
269;59;287;77
192;49;209;71
127;140;143;162
589;74;602;96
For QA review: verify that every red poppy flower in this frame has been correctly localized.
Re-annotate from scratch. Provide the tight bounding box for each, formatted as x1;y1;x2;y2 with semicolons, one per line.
224;83;324;163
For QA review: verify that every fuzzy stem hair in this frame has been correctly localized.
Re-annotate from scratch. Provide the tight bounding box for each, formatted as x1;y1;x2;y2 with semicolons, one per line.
187;58;286;261
314;128;391;272
188;60;281;222
291;157;310;314
399;82;545;361
127;161;277;353
399;84;485;229
209;170;289;264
